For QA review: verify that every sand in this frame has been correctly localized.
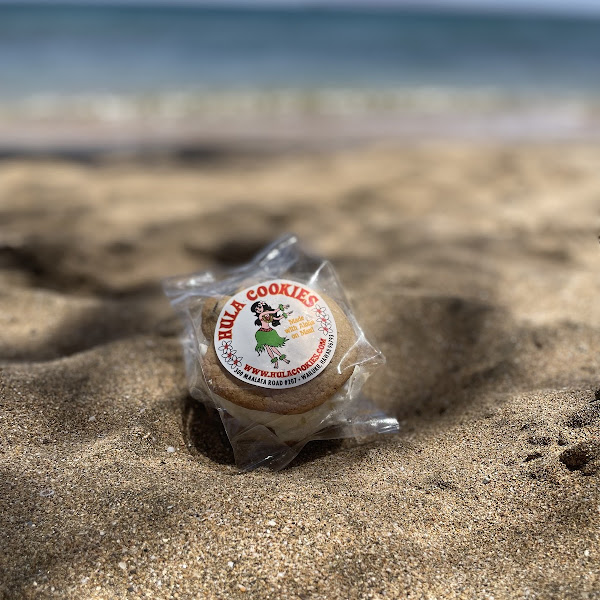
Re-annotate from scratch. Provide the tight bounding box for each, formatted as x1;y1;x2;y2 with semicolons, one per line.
1;142;599;599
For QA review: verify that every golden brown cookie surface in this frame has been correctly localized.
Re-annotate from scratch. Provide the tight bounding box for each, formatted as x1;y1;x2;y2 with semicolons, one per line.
201;296;230;340
202;295;356;415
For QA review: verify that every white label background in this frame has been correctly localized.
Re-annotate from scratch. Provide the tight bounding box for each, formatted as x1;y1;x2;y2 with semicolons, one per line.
213;280;338;389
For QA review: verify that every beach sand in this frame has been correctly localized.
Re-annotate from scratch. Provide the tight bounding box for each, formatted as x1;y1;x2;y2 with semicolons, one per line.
1;141;599;599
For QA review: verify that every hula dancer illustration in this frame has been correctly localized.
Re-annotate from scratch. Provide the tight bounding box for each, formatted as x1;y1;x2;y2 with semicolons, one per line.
251;301;293;369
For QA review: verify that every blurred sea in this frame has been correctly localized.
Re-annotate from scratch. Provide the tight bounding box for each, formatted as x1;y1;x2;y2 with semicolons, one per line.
2;3;600;142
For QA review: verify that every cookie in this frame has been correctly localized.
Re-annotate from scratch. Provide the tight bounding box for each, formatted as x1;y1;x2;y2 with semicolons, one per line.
201;283;357;415
213;374;357;443
201;296;230;340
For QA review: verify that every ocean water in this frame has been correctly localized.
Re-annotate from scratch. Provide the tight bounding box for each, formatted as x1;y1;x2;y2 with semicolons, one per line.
1;3;600;131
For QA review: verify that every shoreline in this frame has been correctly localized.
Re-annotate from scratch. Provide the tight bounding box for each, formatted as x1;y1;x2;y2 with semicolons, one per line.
2;108;600;160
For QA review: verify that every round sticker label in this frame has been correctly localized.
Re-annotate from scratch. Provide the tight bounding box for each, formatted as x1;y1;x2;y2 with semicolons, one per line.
213;279;338;389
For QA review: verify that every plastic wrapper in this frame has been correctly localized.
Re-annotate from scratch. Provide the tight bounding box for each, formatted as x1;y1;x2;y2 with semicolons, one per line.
163;234;399;470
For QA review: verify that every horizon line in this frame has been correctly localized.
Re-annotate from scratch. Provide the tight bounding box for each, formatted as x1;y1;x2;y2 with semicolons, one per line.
1;0;600;17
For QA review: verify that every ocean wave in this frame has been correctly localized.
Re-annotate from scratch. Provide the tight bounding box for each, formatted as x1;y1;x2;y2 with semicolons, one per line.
1;87;599;124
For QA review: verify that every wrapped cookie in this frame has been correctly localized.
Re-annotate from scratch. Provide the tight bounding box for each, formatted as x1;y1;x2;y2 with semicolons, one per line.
163;235;398;470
